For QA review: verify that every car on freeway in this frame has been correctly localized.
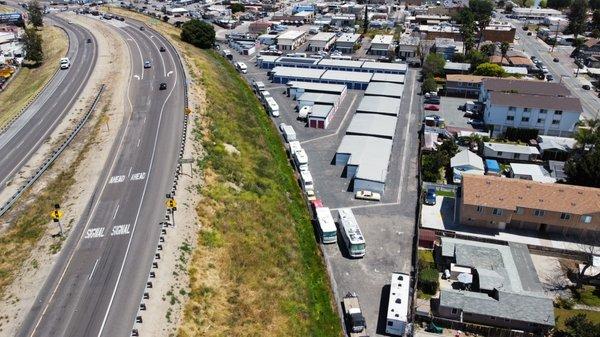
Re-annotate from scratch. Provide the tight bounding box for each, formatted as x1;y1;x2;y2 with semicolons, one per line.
355;190;381;201
139;26;145;30
424;188;437;206
159;46;166;52
546;74;554;81
86;38;92;43
60;57;70;69
553;57;559;62
144;60;151;68
527;31;533;36
159;82;167;90
424;104;440;111
582;84;591;90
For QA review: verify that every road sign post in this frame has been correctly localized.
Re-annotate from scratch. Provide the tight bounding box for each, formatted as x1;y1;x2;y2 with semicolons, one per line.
166;198;177;228
50;204;64;236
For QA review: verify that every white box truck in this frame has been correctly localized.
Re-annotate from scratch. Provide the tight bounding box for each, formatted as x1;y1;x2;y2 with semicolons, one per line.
281;124;297;142
264;96;280;117
293;148;308;171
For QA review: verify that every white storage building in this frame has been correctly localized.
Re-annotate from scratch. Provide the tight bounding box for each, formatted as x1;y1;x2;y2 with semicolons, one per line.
346;114;397;139
371;73;405;84
287;81;348;100
365;82;404;98
356;96;401;116
308;104;334;129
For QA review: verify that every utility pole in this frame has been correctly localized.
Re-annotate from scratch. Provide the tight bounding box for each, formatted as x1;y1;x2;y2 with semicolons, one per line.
550;24;560;53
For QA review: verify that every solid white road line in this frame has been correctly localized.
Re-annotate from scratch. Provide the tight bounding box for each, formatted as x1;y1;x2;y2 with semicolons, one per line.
88;259;99;280
395;71;416;204
113;204;120;220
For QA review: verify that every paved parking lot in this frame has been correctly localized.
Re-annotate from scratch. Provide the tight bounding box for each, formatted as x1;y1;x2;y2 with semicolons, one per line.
433;96;480;130
226;46;419;336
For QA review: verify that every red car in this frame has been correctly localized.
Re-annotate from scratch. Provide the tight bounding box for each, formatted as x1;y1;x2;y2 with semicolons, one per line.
424;104;440;111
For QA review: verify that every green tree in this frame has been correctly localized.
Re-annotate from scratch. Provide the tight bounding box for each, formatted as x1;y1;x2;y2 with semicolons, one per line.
230;3;245;14
423;52;446;77
458;9;476;53
180;19;215;49
480;43;496;56
591;0;600;10
27;0;43;28
567;0;589;40
593;10;600;30
23;26;43;65
421;151;445;182
556;313;600;337
547;0;572;8
500;41;510;63
363;4;369;34
466;49;488;70
438;139;459;158
469;0;494;47
474;62;506;76
540;0;548;7
422;75;438;94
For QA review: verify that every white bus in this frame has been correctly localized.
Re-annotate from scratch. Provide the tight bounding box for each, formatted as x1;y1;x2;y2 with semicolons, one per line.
338;208;365;258
293;148;308;171
316;207;337;244
264;96;280;117
235;61;247;73
386;272;410;336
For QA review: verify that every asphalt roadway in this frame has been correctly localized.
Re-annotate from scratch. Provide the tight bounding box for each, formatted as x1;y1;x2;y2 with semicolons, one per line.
16;17;186;337
0;15;97;192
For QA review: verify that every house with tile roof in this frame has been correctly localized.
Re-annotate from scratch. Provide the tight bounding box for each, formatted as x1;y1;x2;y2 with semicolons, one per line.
459;175;600;236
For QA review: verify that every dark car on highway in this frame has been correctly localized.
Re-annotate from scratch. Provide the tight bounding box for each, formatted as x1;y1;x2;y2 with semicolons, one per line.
159;82;167;90
583;84;591;90
144;60;151;68
160;46;166;52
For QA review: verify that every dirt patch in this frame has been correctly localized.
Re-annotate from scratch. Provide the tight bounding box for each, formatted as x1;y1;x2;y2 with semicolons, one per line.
531;254;573;299
0;13;130;335
0;25;68;129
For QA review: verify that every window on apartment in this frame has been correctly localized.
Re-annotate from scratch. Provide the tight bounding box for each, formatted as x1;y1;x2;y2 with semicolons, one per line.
540;109;547;114
506;115;515;121
492;208;503;216
476;206;483;213
523;107;531;112
555;110;563;115
582;215;593;223
537;118;545;124
497;151;503;156
452;308;458;315
521;117;530;122
560;213;571;220
516;207;524;215
509;106;516;111
552;119;560;125
534;209;545;217
388;321;394;326
513;153;520;159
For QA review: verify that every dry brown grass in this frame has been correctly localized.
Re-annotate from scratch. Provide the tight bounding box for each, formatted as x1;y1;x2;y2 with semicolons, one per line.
0;25;68;129
111;8;342;337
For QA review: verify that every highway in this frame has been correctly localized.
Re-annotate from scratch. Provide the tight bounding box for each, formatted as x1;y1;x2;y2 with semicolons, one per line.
0;15;98;192
17;18;186;337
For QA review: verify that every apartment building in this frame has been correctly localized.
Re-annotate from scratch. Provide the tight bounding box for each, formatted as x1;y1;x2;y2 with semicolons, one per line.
482;22;516;43
397;35;420;59
445;74;488;97
369;34;394;56
307;32;337;52
277;30;307;51
479;78;582;137
334;33;361;53
460;175;600;237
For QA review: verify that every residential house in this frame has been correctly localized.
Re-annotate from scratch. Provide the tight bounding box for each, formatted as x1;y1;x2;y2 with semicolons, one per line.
483;142;540;161
248;20;272;34
508;163;556;183
482;22;516;43
579;38;600;59
369;34;394;56
334;33;361;54
434;37;457;60
277;30;307;51
307;32;337;52
445;74;488;97
444;62;471;74
435;237;555;334
460;174;600;236
479;78;583;137
450;149;485;183
397;35;420;59
536;135;577;161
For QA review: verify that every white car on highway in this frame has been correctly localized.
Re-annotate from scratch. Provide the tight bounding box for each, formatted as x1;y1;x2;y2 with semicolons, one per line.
355;190;381;201
60;57;70;69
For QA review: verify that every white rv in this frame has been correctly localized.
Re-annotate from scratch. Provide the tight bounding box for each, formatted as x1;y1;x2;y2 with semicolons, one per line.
338;208;365;258
316;207;337;244
386;273;410;336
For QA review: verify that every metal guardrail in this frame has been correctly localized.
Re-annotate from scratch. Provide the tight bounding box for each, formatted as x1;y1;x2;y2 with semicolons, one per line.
0;23;71;136
0;84;105;218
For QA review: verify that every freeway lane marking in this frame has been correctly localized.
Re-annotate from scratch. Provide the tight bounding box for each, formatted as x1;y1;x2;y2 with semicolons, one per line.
113;204;120;220
130;172;146;181
167;71;173;77
85;227;105;239
134;75;140;80
111;224;130;236
109;175;125;184
89;259;99;280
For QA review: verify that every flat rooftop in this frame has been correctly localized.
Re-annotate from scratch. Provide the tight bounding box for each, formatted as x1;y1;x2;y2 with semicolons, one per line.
370;73;405;84
346;113;398;139
336;135;393;183
277;30;306;40
365;82;404;98
272;66;325;79
321;70;373;83
356;96;401;116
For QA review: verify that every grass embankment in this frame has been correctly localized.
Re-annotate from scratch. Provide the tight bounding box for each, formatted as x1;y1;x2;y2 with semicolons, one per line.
555;308;600;330
108;8;341;337
0;101;108;299
0;25;68;129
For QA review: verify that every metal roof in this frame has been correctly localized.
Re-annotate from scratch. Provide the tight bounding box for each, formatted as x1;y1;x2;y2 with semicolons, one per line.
335;33;361;43
336;135;393;183
356;96;401;116
346;113;398;139
317;58;365;69
321;70;373;83
309;32;336;42
309;104;333;118
297;92;340;105
365;82;404;98
287;81;347;93
361;62;408;73
370;73;405;84
277;30;306;40
484;142;540;155
272;66;325;79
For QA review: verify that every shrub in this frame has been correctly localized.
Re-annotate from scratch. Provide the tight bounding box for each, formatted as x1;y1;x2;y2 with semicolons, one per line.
418;267;440;295
555;296;575;309
180;19;215;49
418;250;435;270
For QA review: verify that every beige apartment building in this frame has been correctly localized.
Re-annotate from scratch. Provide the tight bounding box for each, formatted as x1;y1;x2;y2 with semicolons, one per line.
460;175;600;237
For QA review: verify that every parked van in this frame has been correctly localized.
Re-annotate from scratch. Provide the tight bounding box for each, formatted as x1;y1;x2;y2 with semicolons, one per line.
235;61;248;74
